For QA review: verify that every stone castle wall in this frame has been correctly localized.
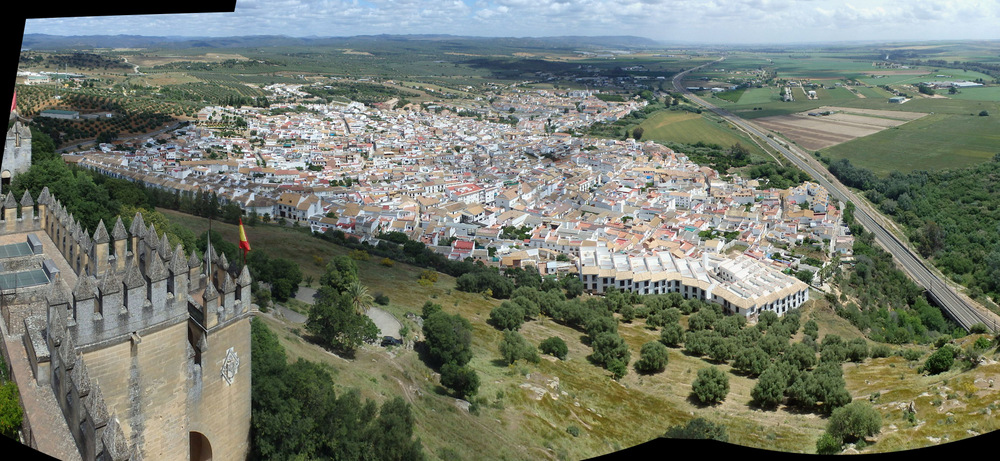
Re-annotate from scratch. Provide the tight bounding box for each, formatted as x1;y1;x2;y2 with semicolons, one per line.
2;186;253;461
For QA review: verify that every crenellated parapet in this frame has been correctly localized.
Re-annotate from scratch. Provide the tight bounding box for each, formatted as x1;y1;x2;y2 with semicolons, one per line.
36;297;122;461
8;187;254;461
6;188;256;349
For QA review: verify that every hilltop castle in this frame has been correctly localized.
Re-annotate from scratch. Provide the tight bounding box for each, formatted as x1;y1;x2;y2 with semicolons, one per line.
0;187;253;460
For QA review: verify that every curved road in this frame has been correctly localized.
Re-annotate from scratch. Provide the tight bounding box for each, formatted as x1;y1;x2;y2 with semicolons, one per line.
672;58;999;333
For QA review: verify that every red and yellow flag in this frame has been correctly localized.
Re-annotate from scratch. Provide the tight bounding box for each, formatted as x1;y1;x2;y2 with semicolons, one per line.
239;218;251;253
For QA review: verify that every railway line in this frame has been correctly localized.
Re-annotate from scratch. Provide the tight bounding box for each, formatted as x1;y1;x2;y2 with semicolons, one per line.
671;58;999;332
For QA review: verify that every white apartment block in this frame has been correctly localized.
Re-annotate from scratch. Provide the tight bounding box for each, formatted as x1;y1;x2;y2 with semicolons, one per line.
577;248;809;319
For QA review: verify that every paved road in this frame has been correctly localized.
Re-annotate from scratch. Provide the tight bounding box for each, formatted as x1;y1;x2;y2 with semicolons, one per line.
672;59;999;333
54;121;187;153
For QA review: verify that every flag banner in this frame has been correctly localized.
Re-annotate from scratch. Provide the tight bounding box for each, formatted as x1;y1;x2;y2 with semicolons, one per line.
239;218;251;252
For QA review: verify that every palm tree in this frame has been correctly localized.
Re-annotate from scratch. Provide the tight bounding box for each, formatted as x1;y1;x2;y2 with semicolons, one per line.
345;279;374;316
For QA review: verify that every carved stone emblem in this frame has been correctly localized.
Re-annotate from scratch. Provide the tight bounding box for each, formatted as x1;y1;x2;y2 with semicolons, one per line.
221;347;240;385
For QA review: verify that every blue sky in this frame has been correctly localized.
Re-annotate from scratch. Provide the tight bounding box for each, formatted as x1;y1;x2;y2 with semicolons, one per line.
22;0;1000;44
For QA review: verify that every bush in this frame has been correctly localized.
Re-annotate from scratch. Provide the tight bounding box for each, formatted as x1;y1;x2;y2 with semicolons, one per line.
589;332;631;378
659;322;685;347
825;401;882;444
969;323;990;334
422;311;474;368
634;341;669;374
662;418;728;442
870;344;892;358
498;330;539;365
922;345;956;374
440;363;480;398
488;303;525;331
691;366;729;405
539;336;568;360
0;381;23;439
816;432;842;455
901;348;924;361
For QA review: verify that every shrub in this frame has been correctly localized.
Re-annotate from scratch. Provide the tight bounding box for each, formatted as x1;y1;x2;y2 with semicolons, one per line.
539;336;568;360
901;348;923;361
0;381;24;439
662;417;728;442
825;401;882;444
816;432;842;455
440;363;480;398
691;366;729;405
498;330;539;365
634;341;669;374
969;323;989;334
870;344;892;358
922;345;956;374
659;322;685;347
488;303;525;331
380;257;395;267
418;269;438;284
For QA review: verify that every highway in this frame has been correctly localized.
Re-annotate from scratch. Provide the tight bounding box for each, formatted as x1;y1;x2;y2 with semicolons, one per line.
671;58;999;333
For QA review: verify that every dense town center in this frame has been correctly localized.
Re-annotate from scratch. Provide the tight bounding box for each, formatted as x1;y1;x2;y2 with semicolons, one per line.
69;84;847;319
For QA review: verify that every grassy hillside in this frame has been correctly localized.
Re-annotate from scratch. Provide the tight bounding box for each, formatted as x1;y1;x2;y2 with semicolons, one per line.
158;209;1000;459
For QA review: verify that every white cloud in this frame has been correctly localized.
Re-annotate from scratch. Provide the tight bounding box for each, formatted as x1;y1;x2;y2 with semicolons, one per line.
22;0;1000;43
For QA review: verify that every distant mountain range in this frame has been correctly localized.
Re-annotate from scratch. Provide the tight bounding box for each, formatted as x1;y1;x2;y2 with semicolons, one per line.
20;33;664;51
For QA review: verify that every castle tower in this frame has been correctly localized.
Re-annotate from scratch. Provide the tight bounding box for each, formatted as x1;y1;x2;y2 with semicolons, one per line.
2;118;32;192
4;194;252;460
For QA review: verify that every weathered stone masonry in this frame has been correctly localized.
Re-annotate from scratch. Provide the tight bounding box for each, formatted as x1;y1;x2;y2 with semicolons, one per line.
1;187;252;461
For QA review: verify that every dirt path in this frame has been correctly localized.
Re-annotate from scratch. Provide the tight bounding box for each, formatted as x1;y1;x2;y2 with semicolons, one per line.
368;306;402;339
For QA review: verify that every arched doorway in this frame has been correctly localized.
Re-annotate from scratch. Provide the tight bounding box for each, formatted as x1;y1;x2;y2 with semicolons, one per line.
190;431;213;461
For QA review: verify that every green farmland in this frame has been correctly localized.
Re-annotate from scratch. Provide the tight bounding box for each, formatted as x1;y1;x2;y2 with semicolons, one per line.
820;111;1000;174
946;86;1000;101
637;110;766;156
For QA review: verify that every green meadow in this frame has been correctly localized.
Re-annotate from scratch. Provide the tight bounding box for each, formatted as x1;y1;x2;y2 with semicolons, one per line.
637;109;766;155
820;111;1000;175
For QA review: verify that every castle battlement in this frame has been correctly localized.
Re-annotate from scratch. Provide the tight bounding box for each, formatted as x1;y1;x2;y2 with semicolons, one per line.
2;186;253;461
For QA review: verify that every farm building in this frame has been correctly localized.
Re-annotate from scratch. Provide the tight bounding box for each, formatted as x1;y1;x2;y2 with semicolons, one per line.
888;96;907;104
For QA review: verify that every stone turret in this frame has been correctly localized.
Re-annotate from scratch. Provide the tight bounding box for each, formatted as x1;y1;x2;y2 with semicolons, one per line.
111;217;128;272
92;219;110;277
20;189;34;222
3;192;16;222
128;211;145;257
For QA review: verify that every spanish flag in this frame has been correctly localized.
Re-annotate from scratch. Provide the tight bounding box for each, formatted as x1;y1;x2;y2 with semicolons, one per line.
238;218;251;255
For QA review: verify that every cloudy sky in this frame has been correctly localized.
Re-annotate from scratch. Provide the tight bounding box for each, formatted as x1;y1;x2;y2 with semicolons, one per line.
22;0;1000;44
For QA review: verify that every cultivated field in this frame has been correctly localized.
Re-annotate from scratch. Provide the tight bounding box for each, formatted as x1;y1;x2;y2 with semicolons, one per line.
636;109;768;156
753;106;926;151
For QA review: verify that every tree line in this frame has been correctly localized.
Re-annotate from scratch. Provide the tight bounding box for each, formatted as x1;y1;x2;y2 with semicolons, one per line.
826;155;1000;308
